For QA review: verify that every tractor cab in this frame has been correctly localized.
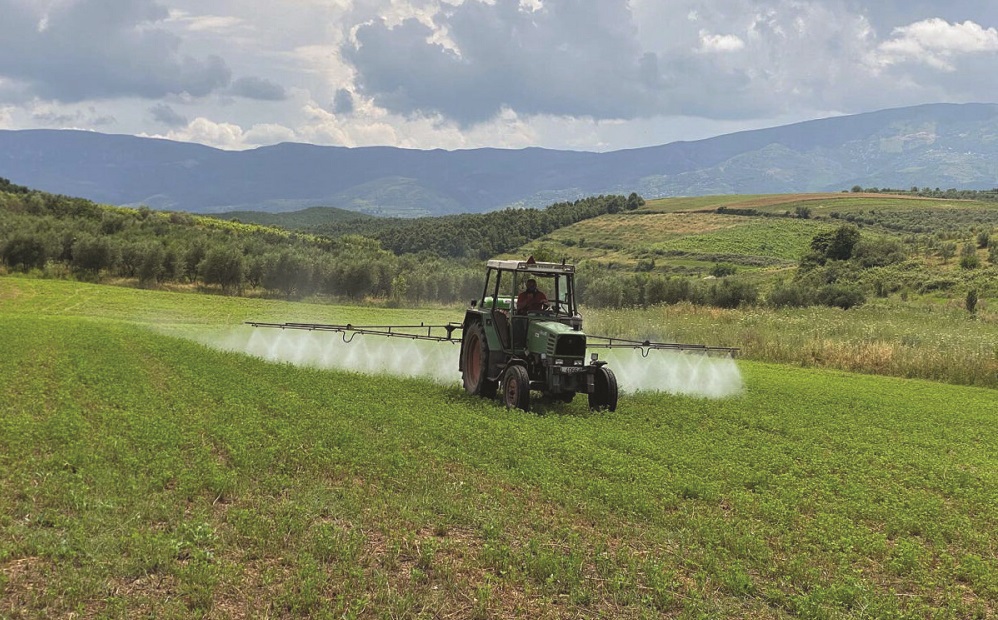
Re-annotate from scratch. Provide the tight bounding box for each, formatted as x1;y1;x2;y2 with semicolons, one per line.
477;258;580;352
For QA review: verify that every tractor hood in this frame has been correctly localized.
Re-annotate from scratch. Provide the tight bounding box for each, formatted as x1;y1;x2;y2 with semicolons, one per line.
527;319;587;358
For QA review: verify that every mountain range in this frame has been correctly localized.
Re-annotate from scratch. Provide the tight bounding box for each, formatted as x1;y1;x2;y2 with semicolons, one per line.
1;102;997;217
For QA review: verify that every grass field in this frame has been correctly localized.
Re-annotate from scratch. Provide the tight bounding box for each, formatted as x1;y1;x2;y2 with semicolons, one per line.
2;276;997;618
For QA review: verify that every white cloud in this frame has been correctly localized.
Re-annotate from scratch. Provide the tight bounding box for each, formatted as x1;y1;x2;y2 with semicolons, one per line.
874;19;998;71
165;117;247;148
698;30;745;53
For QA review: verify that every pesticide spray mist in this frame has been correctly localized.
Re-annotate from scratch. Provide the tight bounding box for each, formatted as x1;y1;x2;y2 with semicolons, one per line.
207;327;462;384
600;349;743;397
200;326;743;399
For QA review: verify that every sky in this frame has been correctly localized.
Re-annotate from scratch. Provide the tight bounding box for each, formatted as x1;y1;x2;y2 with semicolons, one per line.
1;0;997;151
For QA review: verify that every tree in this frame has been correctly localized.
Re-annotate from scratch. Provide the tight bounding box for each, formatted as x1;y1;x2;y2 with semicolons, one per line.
71;235;114;277
1;231;49;271
200;246;245;293
966;289;978;315
809;225;861;263
137;243;166;285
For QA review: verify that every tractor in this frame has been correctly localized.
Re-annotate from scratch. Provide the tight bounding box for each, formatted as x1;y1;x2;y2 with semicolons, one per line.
247;258;737;412
459;258;617;411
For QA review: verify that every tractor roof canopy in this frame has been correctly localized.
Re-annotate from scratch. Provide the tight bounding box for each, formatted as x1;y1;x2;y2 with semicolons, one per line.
486;259;575;275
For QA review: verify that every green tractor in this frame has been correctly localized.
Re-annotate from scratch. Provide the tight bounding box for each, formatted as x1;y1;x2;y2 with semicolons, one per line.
247;257;737;413
459;258;617;411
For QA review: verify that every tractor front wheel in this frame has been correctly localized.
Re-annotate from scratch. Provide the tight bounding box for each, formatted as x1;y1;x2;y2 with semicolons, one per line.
588;367;618;412
462;323;497;398
501;365;531;411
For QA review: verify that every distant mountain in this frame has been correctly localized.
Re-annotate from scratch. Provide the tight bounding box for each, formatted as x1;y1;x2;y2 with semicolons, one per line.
2;103;997;216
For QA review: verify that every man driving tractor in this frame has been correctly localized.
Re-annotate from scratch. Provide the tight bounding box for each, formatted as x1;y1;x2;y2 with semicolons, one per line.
516;278;548;313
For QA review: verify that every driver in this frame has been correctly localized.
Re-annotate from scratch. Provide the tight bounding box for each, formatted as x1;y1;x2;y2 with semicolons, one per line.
516;278;548;313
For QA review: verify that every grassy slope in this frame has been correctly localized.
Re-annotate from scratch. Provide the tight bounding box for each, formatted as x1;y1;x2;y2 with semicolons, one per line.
1;277;997;618
522;193;998;273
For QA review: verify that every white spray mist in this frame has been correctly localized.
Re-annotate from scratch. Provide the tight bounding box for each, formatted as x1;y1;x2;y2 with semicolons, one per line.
197;327;742;399
600;349;744;398
206;327;462;385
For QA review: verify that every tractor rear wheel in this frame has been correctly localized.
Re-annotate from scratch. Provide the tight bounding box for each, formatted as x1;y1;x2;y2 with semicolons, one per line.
501;365;531;411
462;323;497;398
588;367;618;412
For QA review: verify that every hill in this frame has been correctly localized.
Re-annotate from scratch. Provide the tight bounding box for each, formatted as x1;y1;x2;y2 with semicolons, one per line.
519;192;998;296
1;277;996;618
213;205;376;228
2;103;998;216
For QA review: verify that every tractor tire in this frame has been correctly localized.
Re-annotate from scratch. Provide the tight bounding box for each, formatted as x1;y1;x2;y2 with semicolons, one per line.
501;365;531;411
588;366;618;412
462;323;497;398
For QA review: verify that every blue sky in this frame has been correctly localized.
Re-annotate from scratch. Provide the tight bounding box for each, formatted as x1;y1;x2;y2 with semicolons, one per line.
1;0;996;150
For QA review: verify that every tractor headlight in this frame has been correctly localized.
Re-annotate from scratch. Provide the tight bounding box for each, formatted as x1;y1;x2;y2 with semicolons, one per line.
574;360;584;366
554;359;563;366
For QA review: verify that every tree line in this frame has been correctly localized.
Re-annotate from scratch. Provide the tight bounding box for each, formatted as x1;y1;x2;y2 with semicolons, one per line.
0;179;644;305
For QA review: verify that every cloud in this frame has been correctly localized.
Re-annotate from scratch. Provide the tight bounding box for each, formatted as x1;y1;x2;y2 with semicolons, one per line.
149;103;189;128
0;0;232;102
31;104;116;128
698;30;746;53
873;19;998;71
344;0;655;124
229;76;288;101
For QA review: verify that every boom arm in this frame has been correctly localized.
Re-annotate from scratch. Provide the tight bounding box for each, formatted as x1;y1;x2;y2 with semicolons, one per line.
245;321;464;343
586;334;738;358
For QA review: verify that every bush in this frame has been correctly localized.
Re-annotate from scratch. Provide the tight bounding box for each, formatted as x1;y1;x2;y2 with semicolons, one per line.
959;243;980;269
710;263;737;277
707;280;758;309
815;284;866;310
977;231;991;249
853;238;906;268
768;283;814;308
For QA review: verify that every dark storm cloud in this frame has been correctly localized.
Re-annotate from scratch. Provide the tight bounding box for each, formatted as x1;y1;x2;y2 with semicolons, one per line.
344;0;655;124
0;0;231;102
149;103;189;127
333;88;354;115
229;76;288;101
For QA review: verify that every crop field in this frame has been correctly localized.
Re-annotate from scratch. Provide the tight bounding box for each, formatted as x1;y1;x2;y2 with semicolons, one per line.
527;210;833;270
2;276;997;618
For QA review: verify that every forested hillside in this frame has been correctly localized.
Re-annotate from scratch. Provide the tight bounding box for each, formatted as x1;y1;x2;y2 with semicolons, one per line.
0;178;639;304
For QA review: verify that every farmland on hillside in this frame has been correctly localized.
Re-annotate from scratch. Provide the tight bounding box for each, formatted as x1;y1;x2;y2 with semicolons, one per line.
1;276;997;618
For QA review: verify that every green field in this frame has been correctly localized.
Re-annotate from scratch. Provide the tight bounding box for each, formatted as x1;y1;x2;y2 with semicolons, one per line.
2;277;997;618
520;193;998;278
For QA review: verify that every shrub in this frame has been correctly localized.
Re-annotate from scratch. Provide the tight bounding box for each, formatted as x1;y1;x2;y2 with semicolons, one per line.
768;283;814;308
853;238;906;268
959;243;980;269
707;280;758;309
816;284;866;310
977;231;991;249
710;263;737;277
